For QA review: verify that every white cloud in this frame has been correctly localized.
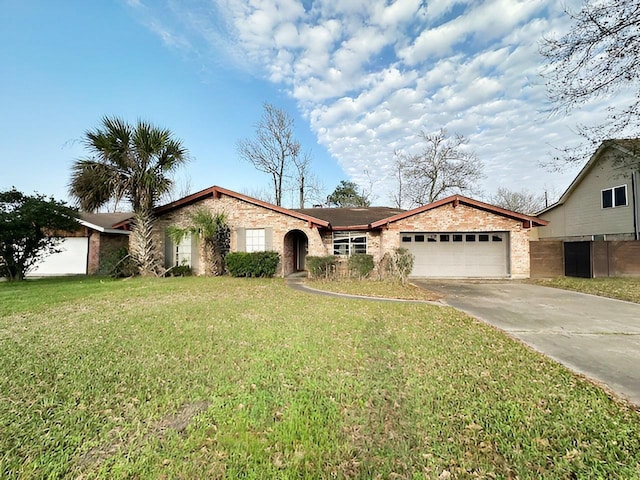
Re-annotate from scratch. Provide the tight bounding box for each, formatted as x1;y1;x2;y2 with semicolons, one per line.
128;0;620;202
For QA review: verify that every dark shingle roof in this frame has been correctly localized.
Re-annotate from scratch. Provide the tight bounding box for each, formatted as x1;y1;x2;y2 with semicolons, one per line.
79;212;133;230
292;207;405;227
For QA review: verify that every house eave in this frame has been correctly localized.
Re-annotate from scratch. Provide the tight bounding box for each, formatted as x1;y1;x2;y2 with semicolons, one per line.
327;224;374;231
548;139;640;210
78;219;131;235
370;195;547;229
148;185;331;228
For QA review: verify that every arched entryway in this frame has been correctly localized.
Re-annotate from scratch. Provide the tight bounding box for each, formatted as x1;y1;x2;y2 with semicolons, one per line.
283;230;309;276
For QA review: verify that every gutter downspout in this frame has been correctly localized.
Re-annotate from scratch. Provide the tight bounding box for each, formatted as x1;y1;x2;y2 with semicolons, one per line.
633;171;640;241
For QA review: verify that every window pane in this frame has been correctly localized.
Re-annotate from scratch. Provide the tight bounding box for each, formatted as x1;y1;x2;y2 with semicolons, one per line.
352;243;367;254
440;234;450;242
602;189;613;208
176;233;192;266
427;234;437;242
246;229;265;252
614;186;627;206
466;234;476;242
492;235;502;242
479;234;489;242
401;236;412;242
415;235;425;242
333;231;367;256
334;244;349;255
453;234;463;242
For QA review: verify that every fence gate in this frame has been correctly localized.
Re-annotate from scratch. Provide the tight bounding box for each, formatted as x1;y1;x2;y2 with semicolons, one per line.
564;241;591;278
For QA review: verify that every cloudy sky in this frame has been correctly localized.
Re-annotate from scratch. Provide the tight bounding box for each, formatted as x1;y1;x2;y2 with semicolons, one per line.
0;0;625;208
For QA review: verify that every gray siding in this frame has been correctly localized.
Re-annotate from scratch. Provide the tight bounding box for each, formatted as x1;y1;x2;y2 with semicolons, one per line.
538;150;635;239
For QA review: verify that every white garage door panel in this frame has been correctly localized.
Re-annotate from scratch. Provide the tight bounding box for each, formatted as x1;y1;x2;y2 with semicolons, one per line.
28;237;89;276
404;232;508;278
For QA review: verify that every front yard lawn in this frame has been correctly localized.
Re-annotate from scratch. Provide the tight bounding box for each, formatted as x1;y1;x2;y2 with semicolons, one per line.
1;276;639;479
534;277;640;303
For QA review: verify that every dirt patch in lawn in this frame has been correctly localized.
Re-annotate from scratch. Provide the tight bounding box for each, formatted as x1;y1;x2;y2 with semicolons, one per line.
78;400;211;468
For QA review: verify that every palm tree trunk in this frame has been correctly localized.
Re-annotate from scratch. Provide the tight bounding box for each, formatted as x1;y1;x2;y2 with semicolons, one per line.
130;209;161;276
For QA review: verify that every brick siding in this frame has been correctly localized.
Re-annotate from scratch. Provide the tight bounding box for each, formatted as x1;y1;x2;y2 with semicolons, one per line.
154;194;329;276
379;203;532;278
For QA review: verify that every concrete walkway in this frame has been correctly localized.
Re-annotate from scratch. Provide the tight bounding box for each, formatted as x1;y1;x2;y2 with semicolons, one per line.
285;274;436;304
412;280;640;406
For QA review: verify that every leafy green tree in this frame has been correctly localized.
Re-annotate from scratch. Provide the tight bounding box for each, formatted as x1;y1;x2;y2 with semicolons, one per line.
327;180;371;207
0;188;79;281
69;116;188;276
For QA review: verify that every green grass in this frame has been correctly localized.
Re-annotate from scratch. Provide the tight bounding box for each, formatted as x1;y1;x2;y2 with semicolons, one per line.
306;278;442;301
1;276;640;479
534;277;640;303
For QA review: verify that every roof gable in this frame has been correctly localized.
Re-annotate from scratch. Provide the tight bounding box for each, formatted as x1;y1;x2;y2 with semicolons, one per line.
370;195;547;228
152;186;331;228
116;186;545;231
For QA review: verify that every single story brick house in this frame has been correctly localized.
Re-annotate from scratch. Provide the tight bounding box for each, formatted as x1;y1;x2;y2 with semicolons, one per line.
134;186;546;279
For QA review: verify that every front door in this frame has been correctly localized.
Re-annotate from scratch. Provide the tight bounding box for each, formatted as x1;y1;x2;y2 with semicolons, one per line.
293;234;307;271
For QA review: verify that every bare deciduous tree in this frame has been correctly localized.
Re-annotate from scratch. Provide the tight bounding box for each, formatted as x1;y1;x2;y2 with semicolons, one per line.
393;129;483;208
289;150;326;208
389;151;405;208
489;187;546;215
540;0;640;164
240;186;275;204
237;103;304;206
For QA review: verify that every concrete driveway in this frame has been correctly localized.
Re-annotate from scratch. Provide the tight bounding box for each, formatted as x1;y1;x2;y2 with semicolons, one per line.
412;280;640;406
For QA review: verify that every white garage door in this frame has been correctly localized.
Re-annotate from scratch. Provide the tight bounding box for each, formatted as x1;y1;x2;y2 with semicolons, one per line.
28;237;89;276
402;232;509;278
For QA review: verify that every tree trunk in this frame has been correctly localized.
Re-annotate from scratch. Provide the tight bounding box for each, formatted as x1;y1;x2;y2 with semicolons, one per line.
130;209;161;276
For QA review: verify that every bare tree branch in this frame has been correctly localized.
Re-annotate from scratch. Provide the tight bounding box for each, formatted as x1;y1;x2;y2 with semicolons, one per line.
540;0;640;165
394;129;483;207
236;103;302;206
489;187;546;215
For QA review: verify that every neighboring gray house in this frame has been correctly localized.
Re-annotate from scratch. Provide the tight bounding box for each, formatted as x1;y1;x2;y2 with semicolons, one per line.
534;139;640;277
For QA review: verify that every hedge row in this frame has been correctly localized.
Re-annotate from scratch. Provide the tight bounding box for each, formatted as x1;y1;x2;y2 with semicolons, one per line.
225;251;280;277
306;255;338;278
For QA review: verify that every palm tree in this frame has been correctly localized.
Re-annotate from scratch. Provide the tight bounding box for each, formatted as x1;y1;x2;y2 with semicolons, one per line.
69;116;188;276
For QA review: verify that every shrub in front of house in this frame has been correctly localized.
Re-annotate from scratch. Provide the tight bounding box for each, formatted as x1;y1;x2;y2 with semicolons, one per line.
394;248;414;283
378;248;415;284
225;251;280;277
97;247;138;278
306;255;338;279
348;253;374;279
165;263;192;277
